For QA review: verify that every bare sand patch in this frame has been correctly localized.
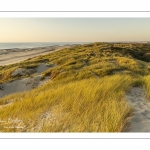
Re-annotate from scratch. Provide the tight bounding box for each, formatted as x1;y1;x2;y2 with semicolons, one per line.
0;75;49;99
36;63;55;73
125;87;150;132
11;68;29;76
11;63;54;77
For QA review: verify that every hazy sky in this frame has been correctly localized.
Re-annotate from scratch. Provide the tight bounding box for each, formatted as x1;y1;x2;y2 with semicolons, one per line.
0;18;150;42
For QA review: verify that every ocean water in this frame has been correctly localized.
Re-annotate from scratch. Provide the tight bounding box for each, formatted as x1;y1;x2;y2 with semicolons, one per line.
0;42;89;50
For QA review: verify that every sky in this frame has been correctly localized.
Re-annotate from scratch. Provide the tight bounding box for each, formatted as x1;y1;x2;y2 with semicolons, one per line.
0;18;150;42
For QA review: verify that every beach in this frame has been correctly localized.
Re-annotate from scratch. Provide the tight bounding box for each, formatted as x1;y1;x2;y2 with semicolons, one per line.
0;45;72;66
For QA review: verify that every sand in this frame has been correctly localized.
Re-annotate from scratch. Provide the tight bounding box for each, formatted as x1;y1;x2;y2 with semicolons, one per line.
125;87;150;132
0;63;52;98
0;75;49;98
0;45;71;66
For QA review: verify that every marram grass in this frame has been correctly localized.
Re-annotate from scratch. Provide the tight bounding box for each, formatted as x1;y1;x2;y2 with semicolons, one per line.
0;74;132;132
143;75;150;99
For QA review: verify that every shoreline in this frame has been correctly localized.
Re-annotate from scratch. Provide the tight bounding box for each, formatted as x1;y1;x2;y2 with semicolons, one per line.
0;45;75;66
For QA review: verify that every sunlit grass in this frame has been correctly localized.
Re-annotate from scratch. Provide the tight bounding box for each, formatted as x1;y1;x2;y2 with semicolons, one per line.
143;75;150;99
0;74;133;132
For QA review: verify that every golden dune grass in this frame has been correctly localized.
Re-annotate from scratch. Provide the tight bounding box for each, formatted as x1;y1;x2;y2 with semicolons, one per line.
0;74;132;132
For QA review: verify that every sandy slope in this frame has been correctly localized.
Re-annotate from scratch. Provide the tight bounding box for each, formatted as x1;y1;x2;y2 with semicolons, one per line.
125;87;150;132
0;63;52;98
0;45;71;66
0;75;49;98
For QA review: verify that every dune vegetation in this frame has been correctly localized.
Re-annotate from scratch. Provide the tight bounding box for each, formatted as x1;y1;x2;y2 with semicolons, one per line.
0;42;150;132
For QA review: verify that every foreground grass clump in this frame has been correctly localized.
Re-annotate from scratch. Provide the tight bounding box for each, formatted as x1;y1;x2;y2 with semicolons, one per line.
0;74;132;132
143;75;150;99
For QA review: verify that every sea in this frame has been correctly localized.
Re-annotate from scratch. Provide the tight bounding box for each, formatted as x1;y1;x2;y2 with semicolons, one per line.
0;42;89;50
